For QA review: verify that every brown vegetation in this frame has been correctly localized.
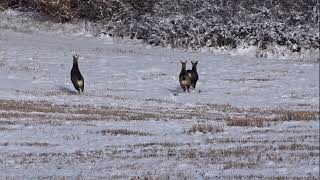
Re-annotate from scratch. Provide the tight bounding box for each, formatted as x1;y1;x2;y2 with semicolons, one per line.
0;100;318;126
97;129;152;136
226;110;318;127
186;123;224;134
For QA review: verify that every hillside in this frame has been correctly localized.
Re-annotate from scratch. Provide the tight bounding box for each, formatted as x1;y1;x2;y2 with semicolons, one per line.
2;0;319;60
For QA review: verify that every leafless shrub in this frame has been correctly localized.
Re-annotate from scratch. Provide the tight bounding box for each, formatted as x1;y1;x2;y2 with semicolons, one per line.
185;123;224;134
2;0;318;58
97;129;152;136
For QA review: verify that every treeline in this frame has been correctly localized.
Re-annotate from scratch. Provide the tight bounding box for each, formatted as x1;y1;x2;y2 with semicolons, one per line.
1;0;319;58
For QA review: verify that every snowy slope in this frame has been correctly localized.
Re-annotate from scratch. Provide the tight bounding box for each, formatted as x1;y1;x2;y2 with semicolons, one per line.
0;28;318;109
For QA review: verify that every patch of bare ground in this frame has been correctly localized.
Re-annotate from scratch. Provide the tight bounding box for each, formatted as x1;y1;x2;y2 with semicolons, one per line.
185;123;224;134
97;129;152;136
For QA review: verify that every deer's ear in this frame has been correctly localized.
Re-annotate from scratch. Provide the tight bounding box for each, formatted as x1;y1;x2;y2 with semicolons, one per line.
73;54;79;60
180;60;187;64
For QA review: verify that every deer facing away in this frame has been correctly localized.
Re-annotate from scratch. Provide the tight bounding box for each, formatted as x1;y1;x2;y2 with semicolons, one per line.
71;54;84;94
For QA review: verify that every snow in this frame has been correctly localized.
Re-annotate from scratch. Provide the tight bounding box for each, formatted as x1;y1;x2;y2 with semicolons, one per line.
0;10;319;179
0;27;318;108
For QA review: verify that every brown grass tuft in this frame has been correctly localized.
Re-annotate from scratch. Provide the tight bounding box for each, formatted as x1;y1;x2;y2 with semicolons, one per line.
97;129;152;136
186;123;224;134
223;161;257;169
278;110;319;121
226;116;266;127
227;110;319;127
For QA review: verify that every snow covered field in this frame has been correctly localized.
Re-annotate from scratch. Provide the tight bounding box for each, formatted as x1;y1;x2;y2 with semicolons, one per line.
0;10;319;179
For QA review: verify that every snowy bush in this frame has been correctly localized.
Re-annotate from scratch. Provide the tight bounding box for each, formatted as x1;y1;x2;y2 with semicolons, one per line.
1;0;319;60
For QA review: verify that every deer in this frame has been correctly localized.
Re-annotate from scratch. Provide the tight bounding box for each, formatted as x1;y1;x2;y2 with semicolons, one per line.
71;54;84;94
187;60;199;89
179;60;191;93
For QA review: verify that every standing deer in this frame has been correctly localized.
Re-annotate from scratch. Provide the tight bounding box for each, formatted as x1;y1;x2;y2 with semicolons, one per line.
179;60;191;93
187;60;199;89
71;54;84;94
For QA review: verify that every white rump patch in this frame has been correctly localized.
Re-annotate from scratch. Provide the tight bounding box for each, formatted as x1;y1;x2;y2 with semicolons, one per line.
77;80;84;87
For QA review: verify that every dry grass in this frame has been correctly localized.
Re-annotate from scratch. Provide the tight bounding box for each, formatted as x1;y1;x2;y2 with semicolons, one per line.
279;110;319;121
97;129;152;136
206;137;269;144
211;175;319;180
278;143;319;151
227;110;319;127
226;116;266;127
27;175;320;180
0;99;317;128
0;126;18;131
131;142;180;148
185;123;224;134
1;142;56;147
0;100;317;179
223;161;257;169
0;98;317;131
0;99;221;121
224;78;274;82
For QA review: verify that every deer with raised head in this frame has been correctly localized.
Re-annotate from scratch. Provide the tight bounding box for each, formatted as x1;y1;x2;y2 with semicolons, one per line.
179;60;191;93
71;54;84;94
187;60;199;89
